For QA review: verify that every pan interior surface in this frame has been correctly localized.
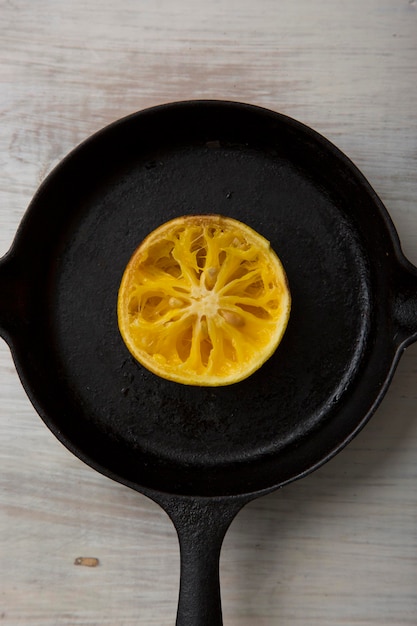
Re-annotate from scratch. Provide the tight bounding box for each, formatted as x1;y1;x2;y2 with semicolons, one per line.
12;103;395;496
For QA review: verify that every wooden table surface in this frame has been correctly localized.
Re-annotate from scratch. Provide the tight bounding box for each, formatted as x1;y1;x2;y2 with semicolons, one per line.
1;1;417;624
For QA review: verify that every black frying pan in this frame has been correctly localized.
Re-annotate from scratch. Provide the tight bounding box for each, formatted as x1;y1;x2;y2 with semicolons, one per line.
1;100;417;624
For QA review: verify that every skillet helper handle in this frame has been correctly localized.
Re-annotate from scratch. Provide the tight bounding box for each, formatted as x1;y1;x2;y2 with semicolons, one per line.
161;495;248;626
394;262;417;347
0;252;22;341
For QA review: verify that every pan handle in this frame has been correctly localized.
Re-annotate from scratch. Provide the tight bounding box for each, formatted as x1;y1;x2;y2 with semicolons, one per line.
0;252;22;341
157;494;250;626
394;261;417;347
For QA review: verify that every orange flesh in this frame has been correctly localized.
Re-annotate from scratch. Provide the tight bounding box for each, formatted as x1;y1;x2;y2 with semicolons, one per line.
117;215;291;386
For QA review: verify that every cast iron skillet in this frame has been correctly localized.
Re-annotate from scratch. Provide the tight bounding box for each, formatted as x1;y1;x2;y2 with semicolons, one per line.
1;100;417;624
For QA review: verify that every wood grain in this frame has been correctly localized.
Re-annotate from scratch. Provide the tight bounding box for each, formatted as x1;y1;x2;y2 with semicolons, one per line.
1;1;417;624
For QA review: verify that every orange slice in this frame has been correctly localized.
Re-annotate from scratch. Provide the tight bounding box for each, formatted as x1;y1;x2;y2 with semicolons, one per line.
117;215;291;386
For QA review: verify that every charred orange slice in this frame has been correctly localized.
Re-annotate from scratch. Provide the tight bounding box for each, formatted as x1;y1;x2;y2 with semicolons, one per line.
117;215;291;386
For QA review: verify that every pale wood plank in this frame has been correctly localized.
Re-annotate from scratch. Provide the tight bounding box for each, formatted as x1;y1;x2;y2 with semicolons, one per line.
1;1;417;624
